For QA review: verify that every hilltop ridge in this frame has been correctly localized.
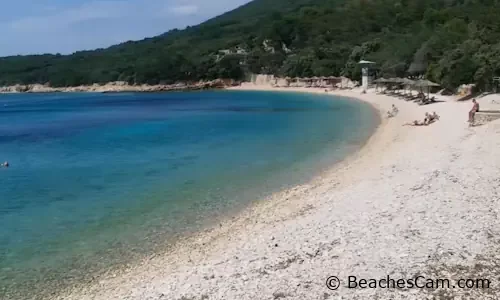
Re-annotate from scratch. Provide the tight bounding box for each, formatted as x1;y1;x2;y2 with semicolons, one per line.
2;0;500;90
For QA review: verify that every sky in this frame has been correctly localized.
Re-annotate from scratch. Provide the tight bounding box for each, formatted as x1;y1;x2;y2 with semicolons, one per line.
0;0;252;56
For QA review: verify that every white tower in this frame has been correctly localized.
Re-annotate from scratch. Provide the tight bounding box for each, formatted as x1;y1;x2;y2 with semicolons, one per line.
358;60;375;92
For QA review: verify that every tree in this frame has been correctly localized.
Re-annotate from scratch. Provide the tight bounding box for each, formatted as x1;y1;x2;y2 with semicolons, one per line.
1;0;500;89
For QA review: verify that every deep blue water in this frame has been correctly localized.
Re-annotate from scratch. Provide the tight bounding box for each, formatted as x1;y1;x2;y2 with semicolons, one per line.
0;91;377;298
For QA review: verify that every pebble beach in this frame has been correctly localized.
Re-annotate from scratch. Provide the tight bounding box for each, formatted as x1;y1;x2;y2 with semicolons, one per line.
56;85;500;300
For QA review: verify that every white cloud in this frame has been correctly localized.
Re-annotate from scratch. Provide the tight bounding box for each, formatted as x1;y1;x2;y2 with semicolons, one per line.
169;4;199;16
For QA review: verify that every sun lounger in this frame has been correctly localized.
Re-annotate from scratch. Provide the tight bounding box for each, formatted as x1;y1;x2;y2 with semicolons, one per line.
419;96;436;105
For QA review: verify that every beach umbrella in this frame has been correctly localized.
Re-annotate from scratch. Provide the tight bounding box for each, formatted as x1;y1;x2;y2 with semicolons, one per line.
385;78;401;92
414;79;440;98
414;79;440;87
392;78;405;92
403;78;415;85
402;78;416;95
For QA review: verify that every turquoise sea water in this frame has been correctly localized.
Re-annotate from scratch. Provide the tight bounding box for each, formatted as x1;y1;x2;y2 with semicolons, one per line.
0;91;377;298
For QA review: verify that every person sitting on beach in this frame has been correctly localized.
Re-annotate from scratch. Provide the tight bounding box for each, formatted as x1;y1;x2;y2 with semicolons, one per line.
468;99;480;124
387;104;399;118
431;111;440;121
404;111;440;127
423;112;440;125
423;112;431;124
392;104;399;115
403;120;426;126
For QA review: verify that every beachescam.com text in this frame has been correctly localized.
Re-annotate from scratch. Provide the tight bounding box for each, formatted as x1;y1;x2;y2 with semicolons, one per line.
325;275;491;290
348;275;491;289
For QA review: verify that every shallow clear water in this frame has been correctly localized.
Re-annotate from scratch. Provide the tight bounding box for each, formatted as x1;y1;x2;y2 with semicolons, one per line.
0;90;377;298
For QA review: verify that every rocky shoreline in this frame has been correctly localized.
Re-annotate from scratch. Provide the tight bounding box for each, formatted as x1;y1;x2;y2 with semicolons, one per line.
0;79;239;94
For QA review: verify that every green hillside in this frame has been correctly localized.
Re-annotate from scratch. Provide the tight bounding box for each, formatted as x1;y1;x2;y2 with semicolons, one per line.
2;0;500;90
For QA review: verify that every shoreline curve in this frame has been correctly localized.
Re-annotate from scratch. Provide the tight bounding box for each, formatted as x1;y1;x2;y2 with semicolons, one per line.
51;86;400;299
54;85;500;300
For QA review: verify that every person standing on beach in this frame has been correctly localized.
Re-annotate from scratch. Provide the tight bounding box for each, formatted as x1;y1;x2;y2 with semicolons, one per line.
468;99;479;124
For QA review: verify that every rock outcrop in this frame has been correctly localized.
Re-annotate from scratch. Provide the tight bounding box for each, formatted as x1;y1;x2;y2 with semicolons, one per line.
0;79;239;94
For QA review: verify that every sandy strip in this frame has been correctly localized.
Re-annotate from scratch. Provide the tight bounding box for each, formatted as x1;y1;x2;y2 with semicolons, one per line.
58;86;500;300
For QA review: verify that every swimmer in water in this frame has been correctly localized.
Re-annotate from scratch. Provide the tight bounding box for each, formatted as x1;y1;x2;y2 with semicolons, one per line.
1;161;9;168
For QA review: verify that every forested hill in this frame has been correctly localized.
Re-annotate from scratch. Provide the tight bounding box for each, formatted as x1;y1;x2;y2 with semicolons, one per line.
2;0;500;90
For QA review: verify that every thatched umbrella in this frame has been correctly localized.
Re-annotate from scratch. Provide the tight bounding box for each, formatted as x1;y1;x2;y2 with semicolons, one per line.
385;78;403;92
414;79;440;98
403;78;415;85
402;78;416;95
386;78;401;85
393;78;409;94
414;79;440;87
